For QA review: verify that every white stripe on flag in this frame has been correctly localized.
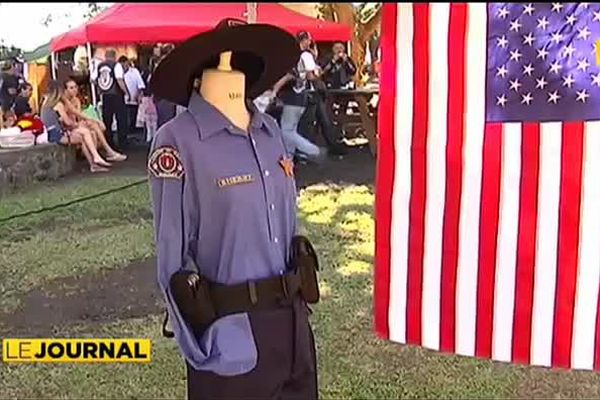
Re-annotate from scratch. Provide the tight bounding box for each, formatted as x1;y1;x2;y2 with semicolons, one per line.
421;2;450;351
571;121;600;369
455;2;487;357
492;122;522;362
530;122;562;367
388;2;414;343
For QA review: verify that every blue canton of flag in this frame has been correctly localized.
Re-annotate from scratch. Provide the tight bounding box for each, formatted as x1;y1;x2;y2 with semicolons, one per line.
487;3;600;122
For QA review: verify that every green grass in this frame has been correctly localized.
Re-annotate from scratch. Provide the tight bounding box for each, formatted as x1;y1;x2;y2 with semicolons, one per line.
0;176;153;311
2;177;600;399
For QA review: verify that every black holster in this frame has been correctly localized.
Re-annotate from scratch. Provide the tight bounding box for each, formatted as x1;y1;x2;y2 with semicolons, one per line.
164;235;320;336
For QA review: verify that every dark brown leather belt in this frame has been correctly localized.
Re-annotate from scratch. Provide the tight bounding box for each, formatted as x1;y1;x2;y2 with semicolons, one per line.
209;269;302;318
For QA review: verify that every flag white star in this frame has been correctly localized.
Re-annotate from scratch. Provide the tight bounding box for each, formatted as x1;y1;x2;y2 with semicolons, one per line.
537;47;550;60
498;6;509;19
576;89;590;103
523;63;535;76
522;32;535;46
510;48;523;62
577;58;590;72
593;42;598;55
550;31;563;44
594;10;600;22
523;3;535;16
509;78;522;92
566;14;577;26
549;60;562;74
496;64;509;78
548;90;561;104
562;74;575;88
591;72;600;87
577;26;591;40
496;94;508;107
509;19;522;32
551;3;564;13
536;76;548;90
496;35;509;49
521;92;534;105
563;43;576;58
537;16;550;30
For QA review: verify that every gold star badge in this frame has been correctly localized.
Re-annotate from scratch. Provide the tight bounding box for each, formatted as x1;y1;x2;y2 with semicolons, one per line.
279;156;294;178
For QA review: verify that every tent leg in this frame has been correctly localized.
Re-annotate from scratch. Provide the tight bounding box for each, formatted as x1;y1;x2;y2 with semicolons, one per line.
50;52;57;80
86;42;98;108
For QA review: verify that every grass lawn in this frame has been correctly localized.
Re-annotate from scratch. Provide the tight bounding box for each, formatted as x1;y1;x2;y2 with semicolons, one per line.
1;176;600;398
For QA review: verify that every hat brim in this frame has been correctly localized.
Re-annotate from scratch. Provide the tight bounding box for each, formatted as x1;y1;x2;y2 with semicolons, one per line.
149;24;300;107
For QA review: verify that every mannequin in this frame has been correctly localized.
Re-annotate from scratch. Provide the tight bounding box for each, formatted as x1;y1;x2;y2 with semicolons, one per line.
199;51;251;132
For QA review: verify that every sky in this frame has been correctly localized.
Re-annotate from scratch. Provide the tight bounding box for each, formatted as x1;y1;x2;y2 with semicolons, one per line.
0;2;113;51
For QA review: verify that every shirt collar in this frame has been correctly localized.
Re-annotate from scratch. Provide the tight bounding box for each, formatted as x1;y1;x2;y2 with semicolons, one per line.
187;92;275;140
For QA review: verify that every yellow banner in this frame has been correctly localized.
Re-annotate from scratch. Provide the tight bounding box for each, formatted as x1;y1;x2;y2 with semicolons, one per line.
2;339;151;363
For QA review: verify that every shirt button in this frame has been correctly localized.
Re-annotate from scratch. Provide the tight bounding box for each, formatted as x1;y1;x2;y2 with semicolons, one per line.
273;237;279;243
252;138;257;146
270;204;275;210
264;170;270;177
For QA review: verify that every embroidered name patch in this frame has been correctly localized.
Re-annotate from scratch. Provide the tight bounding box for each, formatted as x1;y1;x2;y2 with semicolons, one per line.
148;146;184;179
217;174;255;188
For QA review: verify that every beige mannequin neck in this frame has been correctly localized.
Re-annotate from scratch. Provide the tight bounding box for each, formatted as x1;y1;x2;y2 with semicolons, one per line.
199;51;251;133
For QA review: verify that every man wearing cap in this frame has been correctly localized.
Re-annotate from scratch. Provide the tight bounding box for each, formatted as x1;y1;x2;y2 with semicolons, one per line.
148;19;320;399
273;31;327;163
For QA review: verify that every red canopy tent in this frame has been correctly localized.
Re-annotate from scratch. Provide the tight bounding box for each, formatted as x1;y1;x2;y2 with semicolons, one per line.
50;3;352;52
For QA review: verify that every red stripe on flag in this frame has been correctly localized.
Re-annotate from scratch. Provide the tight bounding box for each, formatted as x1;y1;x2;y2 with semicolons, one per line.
475;123;503;358
595;281;600;369
512;122;540;365
406;3;429;345
374;2;398;339
552;122;584;369
440;2;467;353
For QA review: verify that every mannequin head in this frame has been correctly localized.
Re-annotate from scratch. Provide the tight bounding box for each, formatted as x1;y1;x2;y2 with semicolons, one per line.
199;51;250;132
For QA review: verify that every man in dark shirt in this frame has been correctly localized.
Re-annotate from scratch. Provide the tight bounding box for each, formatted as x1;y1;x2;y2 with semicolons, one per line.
0;61;19;114
321;42;357;90
94;50;131;150
13;82;33;118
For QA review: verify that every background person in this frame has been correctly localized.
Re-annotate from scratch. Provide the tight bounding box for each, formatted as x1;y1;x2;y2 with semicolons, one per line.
63;79;126;162
13;82;33;118
40;80;112;173
275;31;327;163
0;61;19;116
95;49;131;151
124;58;146;138
321;42;357;90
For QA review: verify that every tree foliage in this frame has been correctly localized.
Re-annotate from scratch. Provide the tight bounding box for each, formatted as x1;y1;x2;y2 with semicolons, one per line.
318;2;382;86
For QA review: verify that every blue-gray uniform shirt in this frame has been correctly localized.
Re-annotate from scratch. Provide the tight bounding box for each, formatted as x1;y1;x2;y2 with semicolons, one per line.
148;92;297;376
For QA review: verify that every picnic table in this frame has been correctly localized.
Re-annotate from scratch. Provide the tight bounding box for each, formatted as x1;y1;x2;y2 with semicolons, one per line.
325;86;379;156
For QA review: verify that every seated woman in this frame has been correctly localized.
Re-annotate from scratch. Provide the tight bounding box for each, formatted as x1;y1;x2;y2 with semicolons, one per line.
62;79;126;162
40;80;112;173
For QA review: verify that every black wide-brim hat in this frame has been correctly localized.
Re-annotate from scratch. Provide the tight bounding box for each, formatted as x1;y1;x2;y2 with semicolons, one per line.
149;18;300;106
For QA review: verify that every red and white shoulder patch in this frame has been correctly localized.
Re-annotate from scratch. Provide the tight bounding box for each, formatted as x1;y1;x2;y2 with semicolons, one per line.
148;146;184;179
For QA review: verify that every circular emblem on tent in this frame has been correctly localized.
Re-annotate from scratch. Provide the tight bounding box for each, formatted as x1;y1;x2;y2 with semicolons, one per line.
97;66;114;92
148;146;184;179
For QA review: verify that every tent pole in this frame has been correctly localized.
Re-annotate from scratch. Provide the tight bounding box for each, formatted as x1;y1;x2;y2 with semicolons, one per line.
50;52;57;80
246;3;257;23
86;42;98;108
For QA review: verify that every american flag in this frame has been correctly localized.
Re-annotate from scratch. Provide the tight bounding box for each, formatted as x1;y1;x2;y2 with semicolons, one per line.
375;3;600;370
